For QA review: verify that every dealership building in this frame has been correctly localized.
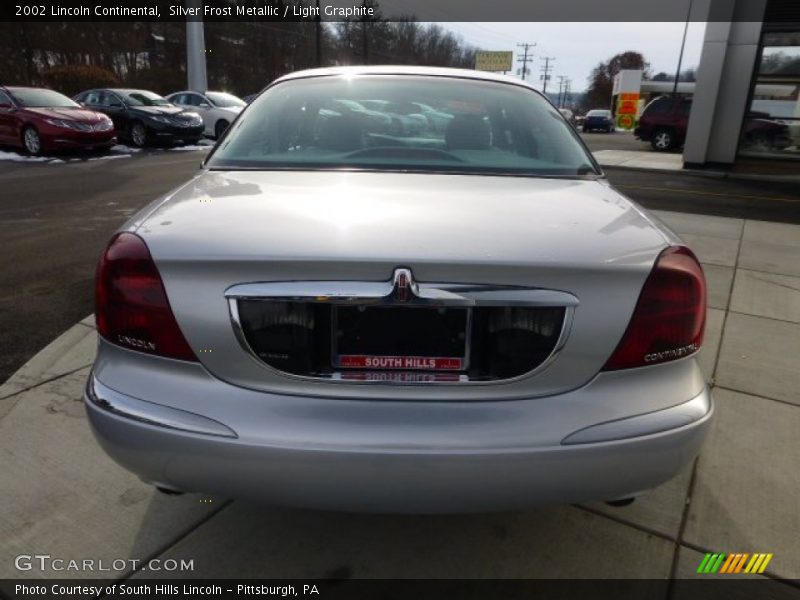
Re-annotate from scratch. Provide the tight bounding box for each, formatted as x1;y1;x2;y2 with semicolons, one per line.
608;0;799;169
681;0;799;168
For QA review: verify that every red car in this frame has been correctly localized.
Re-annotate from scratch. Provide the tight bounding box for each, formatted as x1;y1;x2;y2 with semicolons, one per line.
0;86;116;155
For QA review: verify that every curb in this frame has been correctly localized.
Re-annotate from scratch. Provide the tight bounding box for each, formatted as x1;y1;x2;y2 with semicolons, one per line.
0;315;96;420
600;163;800;184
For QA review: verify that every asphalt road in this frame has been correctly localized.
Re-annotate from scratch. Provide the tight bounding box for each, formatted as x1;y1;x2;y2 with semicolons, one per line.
579;129;650;152
1;148;799;383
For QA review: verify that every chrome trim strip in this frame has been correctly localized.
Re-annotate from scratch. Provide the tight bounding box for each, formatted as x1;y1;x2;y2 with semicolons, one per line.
85;375;237;438
560;387;713;445
225;278;580;308
224;270;577;386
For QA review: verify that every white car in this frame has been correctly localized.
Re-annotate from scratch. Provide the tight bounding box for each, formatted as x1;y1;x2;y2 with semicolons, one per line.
165;91;246;139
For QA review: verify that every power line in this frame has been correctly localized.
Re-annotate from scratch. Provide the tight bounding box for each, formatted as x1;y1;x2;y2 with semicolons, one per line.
540;56;554;94
516;42;536;81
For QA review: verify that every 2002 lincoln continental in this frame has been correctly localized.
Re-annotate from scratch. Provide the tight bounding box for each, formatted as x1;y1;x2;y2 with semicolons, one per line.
85;66;712;513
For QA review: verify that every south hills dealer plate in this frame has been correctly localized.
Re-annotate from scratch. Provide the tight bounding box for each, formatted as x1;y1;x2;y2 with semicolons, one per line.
332;305;470;372
339;355;464;370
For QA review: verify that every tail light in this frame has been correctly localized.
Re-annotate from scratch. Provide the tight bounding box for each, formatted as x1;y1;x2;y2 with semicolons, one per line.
95;232;198;362
602;246;706;371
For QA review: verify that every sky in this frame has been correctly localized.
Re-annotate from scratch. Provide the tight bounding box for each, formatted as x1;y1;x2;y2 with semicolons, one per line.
437;22;707;93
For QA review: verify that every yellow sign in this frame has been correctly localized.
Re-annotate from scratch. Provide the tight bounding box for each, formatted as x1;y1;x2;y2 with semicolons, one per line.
475;51;513;72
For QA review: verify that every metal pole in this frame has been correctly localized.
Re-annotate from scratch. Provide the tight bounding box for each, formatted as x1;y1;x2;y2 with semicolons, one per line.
185;0;207;93
315;0;322;66
361;0;368;65
673;0;693;95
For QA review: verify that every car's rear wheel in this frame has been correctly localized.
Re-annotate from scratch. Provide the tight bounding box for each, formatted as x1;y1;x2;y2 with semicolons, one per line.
651;128;674;151
130;121;148;148
747;132;774;152
215;120;229;139
22;126;43;156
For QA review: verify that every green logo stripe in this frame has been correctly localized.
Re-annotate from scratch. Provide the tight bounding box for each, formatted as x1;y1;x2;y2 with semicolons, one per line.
697;554;713;573
710;553;726;573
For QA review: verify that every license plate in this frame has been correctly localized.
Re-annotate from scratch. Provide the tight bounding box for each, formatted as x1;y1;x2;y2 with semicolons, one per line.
332;305;469;372
338;355;463;371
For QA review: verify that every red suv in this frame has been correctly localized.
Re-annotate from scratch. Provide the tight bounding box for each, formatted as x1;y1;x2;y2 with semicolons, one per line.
636;95;792;153
634;96;692;151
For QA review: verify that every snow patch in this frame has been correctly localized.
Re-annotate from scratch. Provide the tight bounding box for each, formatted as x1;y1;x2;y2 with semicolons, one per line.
0;150;60;163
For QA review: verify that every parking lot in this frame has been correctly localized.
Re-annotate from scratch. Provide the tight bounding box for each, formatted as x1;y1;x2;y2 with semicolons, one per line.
0;139;798;589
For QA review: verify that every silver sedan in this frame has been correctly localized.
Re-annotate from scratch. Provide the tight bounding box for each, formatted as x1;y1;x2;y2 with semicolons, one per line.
85;67;712;513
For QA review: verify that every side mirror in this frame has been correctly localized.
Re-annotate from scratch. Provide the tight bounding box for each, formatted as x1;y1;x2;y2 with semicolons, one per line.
0;102;12;110
199;102;211;109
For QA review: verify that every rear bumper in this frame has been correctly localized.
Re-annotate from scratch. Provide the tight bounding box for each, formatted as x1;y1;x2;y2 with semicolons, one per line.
85;363;713;513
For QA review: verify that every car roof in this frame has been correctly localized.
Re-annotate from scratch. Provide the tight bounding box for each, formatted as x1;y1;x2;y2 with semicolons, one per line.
167;91;231;95
105;88;161;95
4;86;50;92
271;66;542;93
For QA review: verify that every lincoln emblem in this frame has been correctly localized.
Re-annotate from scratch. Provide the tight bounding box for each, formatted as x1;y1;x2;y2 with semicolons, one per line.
393;268;413;303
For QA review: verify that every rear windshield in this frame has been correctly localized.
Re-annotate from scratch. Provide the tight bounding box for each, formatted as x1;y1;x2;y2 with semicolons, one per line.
206;91;245;108
208;75;598;177
10;88;79;108
586;110;611;117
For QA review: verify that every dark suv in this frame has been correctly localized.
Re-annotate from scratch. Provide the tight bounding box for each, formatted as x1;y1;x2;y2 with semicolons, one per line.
635;95;792;152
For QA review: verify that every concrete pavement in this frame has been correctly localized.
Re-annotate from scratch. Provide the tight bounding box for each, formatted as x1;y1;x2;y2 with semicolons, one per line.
1;210;798;587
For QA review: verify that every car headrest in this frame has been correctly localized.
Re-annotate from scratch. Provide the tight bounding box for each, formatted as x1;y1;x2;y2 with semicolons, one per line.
317;115;364;152
445;114;491;150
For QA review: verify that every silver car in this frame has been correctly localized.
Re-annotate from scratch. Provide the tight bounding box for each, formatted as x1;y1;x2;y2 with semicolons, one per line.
86;66;712;513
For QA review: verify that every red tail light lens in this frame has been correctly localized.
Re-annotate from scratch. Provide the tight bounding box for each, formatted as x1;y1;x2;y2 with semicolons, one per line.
95;232;198;362
602;246;706;371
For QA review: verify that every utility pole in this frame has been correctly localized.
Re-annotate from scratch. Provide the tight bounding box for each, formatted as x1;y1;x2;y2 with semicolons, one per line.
516;42;536;81
540;56;555;94
564;78;572;108
556;75;567;107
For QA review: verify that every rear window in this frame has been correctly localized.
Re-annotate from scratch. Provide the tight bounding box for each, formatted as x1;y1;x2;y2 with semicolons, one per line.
208;75;598;177
642;97;673;116
586;110;611;117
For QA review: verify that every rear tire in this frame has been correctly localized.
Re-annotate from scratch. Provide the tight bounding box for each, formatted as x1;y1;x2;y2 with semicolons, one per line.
651;128;675;151
747;132;773;152
22;126;43;156
129;121;148;148
214;119;229;139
